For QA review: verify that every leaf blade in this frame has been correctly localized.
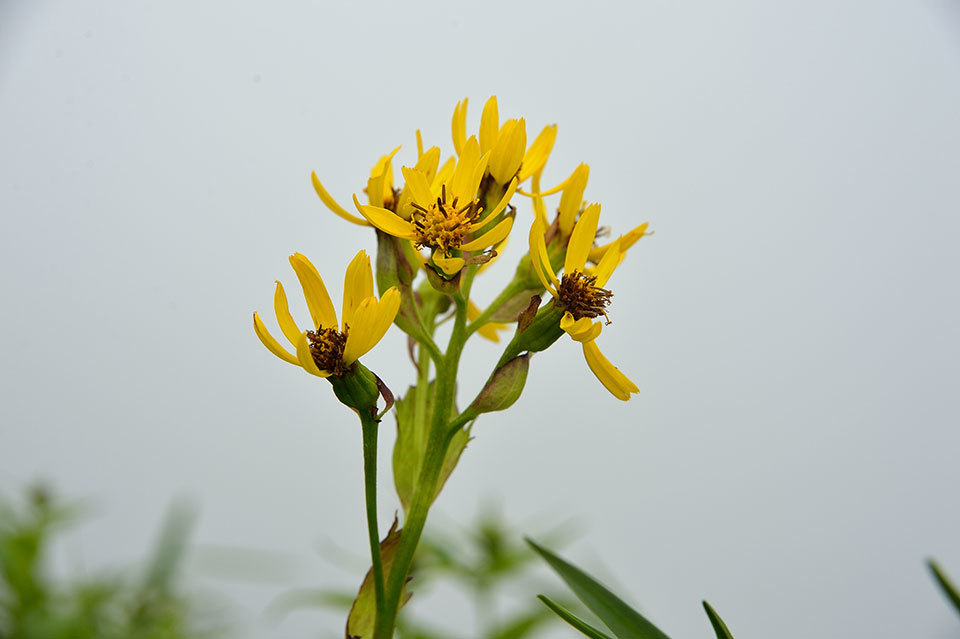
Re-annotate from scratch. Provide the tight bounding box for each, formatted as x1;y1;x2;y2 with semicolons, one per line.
527;538;670;639
702;601;735;639
537;595;616;639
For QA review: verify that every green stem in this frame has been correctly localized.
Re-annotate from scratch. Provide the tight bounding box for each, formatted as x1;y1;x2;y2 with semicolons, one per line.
374;288;472;639
360;412;385;634
464;279;528;338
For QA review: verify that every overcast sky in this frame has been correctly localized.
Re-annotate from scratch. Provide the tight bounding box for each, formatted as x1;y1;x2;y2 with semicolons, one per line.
2;2;960;638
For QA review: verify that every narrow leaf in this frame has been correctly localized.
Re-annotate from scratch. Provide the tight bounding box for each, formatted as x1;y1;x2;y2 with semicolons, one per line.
702;601;735;639
346;519;410;639
527;538;670;639
928;559;960;615
537;595;616;639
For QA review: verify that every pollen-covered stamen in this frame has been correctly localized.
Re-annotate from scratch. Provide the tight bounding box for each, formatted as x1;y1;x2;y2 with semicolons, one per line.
556;271;614;323
306;327;349;376
410;184;482;255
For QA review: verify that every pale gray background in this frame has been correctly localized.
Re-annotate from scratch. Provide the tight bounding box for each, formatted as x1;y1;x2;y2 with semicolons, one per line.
2;1;960;637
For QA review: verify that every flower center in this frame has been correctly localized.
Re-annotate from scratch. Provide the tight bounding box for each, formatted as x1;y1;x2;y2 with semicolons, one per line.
556;271;613;322
410;185;481;256
306;327;348;375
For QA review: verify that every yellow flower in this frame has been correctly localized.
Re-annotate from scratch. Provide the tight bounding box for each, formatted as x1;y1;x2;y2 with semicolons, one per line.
253;251;401;377
452;97;557;186
527;206;639;401
352;136;517;276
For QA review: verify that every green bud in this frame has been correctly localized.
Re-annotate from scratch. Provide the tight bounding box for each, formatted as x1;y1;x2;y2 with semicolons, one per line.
514;300;565;354
329;363;382;417
425;261;462;296
470;354;530;415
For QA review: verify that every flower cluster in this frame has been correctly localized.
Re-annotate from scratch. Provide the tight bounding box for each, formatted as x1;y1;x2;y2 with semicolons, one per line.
258;96;648;402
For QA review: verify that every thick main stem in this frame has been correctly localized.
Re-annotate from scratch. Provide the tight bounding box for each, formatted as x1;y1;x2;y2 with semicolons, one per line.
374;290;472;638
360;413;385;633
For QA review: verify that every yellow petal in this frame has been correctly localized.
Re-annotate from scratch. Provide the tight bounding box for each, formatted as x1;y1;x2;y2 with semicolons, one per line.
482;176;519;225
342;250;373;331
296;331;330;377
433;155;456;192
353;195;418;240
416;146;441;182
289;253;338;330
479;96;500;154
489;118;527;185
367;146;402;208
416;129;424;159
477;234;508;274
528;218;558;294
432;252;465;275
312;172;369;226
451;137;488;204
560;312;603;343
462;216;513;251
273;281;301;347
518;124;558;181
451;98;467;156
400;166;435;208
253;312;299;365
343;297;376;365
582;340;639;401
518;176;569;198
564;203;601;275
531;170;549;227
558;163;590;237
593;238;622;288
589;223;650;262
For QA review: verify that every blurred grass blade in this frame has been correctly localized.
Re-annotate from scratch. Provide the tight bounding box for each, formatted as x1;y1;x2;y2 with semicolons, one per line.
143;499;197;591
928;559;960;615
702;601;735;638
537;595;616;639
527;538;670;639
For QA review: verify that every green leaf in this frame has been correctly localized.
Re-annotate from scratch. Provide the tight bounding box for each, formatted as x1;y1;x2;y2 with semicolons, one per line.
527;538;670;639
346;519;410;639
702;601;735;639
928;559;960;616
393;382;470;513
537;595;616;639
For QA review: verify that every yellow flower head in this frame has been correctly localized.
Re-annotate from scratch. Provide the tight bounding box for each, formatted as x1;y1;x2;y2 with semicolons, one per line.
353;136;517;276
528;206;639;401
452;96;557;186
253;251;401;377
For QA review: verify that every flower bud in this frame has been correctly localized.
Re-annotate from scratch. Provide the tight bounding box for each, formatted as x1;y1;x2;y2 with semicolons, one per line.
375;230;417;292
469;354;530;415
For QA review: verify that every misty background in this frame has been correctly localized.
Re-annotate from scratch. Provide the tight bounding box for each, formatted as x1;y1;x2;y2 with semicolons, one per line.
2;1;960;637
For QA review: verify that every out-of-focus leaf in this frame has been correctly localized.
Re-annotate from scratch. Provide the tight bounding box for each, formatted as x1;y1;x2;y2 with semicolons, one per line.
346;519;410;639
142;499;197;591
537;595;615;639
527;538;670;639
928;559;960;616
393;382;470;513
702;601;735;638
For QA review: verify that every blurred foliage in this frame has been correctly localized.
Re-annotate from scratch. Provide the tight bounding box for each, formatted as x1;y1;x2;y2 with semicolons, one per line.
270;507;576;639
528;538;735;639
0;483;224;639
928;559;960;618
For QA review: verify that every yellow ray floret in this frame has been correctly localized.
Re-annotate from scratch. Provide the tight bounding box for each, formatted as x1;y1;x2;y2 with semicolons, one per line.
253;251;400;378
